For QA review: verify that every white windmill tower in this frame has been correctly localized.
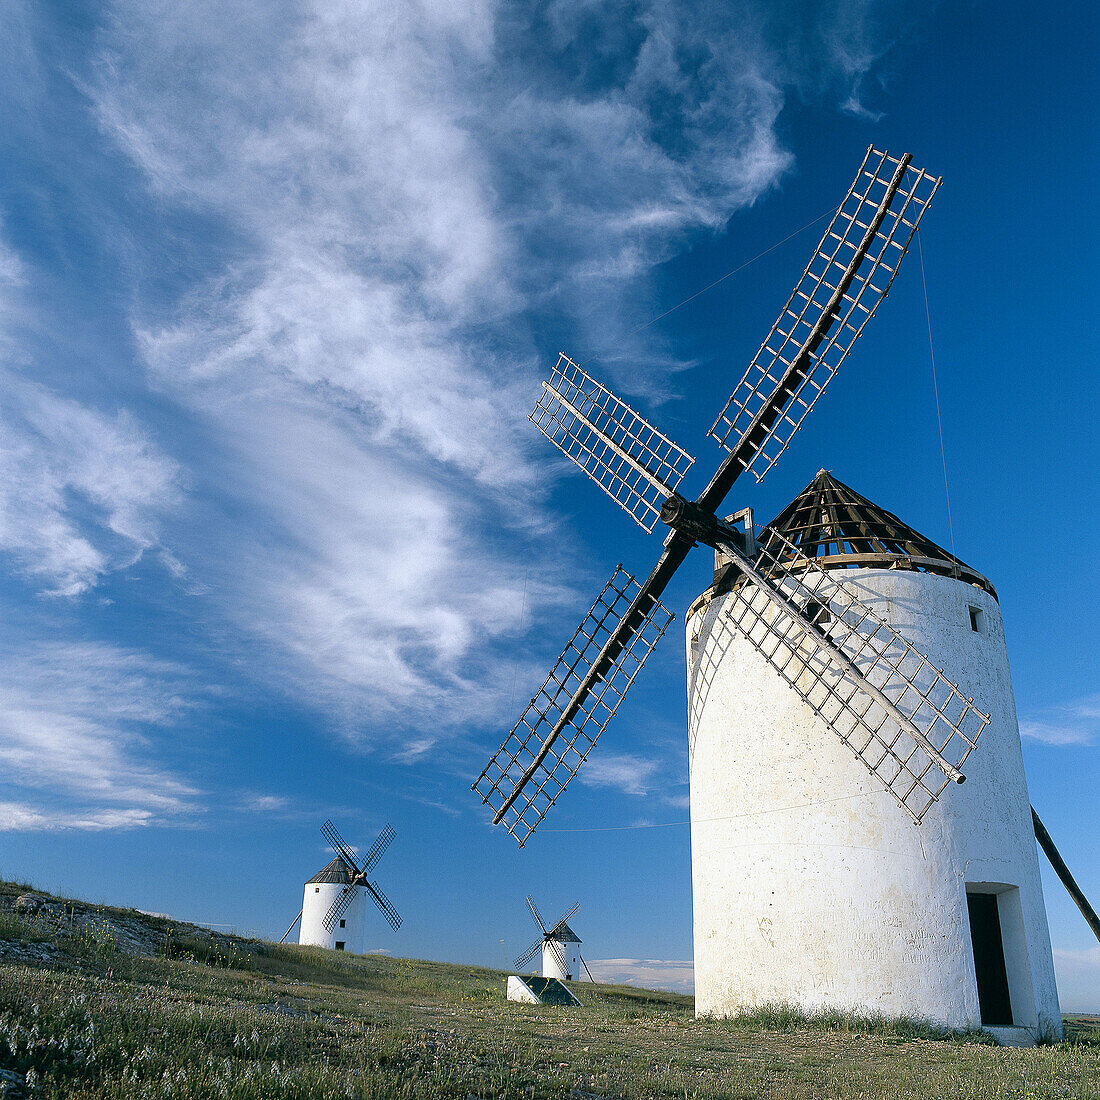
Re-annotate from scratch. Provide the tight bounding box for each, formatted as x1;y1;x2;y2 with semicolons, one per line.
298;819;401;952
514;896;584;981
472;147;1093;1040
684;471;1060;1039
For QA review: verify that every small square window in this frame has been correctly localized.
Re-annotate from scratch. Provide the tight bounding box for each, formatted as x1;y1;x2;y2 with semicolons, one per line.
315;887;320;893
339;919;346;928
969;606;986;634
334;941;345;951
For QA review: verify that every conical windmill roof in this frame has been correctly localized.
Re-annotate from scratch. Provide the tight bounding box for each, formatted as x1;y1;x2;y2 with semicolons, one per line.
305;856;357;885
761;470;996;599
549;922;582;944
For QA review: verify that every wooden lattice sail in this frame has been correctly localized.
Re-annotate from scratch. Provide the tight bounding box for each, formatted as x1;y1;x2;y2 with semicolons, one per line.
473;148;963;847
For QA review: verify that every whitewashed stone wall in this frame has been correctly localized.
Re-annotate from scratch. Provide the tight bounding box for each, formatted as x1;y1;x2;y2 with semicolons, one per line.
299;880;365;953
685;567;1061;1038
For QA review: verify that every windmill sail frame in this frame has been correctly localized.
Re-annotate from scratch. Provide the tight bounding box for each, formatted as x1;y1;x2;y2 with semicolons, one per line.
475;147;954;847
319;819;402;933
708;148;940;481
531;354;695;532
711;524;989;822
473;565;673;847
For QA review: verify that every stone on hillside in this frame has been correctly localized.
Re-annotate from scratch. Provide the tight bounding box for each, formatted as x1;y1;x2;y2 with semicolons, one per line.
13;894;46;914
0;1065;27;1097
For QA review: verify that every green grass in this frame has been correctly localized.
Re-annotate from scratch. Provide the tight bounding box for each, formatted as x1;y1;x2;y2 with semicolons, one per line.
0;884;1097;1099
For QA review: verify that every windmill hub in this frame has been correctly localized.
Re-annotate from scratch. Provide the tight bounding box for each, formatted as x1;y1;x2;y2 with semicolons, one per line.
658;494;750;552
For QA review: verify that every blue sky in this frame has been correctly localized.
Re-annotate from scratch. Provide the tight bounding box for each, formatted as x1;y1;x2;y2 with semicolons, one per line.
1;0;1097;1011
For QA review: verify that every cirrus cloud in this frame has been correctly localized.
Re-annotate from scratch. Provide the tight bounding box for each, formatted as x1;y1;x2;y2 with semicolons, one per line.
3;0;918;768
0;637;200;831
1020;696;1099;747
85;0;816;736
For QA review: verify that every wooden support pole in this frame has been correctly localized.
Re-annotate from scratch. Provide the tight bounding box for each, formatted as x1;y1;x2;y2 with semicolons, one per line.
279;908;303;944
579;954;597;984
1032;806;1100;944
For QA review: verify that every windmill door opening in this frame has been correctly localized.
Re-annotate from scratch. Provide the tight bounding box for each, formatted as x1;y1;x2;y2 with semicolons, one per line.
966;892;1012;1025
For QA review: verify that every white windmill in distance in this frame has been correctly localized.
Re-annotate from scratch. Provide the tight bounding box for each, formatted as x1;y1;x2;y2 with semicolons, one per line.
295;819;401;953
514;896;590;982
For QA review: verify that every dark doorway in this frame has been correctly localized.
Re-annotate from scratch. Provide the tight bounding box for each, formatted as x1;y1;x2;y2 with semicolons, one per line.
334;941;346;951
966;892;1012;1025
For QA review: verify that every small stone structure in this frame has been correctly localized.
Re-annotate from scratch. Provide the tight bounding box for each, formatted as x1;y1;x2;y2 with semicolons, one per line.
507;975;581;1005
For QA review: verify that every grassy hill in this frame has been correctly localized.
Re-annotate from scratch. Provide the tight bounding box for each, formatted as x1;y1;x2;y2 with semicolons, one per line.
0;880;1097;1099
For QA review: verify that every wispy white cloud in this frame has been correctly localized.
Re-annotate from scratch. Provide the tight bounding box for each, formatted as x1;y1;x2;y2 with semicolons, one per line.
0;639;200;830
238;794;290;815
772;1;922;122
393;790;464;819
0;235;182;598
0;373;182;596
1020;696;1099;747
587;956;694;994
0;803;158;832
0;221;194;831
579;751;661;796
0;236;22;309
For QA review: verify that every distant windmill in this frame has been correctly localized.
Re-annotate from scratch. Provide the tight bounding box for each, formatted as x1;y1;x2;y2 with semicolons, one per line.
514;896;591;982
294;819;401;953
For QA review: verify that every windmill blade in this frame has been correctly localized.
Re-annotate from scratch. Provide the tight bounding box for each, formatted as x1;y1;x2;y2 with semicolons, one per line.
531;353;695;532
548;901;580;937
363;879;402;932
709;147;940;483
525;895;549;935
320;819;364;875
547;937;569;975
709;525;989;823
514;937;543;970
321;885;356;933
473;560;678;847
360;823;396;872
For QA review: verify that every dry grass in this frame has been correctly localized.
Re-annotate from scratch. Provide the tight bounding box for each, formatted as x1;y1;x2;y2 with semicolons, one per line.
0;882;1096;1099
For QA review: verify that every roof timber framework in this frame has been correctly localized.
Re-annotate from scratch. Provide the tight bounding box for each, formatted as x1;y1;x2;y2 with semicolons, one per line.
306;857;356;885
761;470;996;599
